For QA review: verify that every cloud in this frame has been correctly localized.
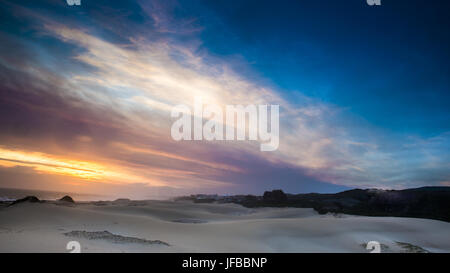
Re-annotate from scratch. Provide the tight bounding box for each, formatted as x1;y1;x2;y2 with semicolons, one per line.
0;0;448;197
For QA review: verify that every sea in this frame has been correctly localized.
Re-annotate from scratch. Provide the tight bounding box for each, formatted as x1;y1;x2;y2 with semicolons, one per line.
0;187;107;202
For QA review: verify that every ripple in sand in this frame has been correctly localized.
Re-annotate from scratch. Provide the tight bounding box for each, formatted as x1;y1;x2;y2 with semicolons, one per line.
64;230;170;246
396;241;430;253
171;218;208;224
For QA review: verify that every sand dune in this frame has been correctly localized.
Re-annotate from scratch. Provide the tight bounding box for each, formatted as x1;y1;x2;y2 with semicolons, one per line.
0;200;449;253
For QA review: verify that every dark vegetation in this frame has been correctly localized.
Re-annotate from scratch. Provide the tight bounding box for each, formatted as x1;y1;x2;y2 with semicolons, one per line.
235;187;450;222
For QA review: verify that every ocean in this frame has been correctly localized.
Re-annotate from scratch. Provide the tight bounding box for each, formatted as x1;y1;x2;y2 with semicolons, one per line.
0;187;106;202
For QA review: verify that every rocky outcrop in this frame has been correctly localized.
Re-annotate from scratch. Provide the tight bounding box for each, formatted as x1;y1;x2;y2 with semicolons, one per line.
9;196;40;206
59;195;75;203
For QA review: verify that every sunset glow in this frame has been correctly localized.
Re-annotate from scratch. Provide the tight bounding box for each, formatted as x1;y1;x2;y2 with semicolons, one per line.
0;147;143;182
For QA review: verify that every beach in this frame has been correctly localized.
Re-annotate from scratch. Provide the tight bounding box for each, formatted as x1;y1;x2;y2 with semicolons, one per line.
0;199;449;253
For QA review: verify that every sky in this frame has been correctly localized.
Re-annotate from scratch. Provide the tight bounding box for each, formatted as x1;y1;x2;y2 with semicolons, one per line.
0;0;449;199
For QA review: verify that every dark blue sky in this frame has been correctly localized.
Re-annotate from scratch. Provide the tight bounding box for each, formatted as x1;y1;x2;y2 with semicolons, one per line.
190;0;450;136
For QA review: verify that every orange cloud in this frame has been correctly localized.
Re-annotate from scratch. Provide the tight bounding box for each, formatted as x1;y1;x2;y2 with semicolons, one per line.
0;147;151;184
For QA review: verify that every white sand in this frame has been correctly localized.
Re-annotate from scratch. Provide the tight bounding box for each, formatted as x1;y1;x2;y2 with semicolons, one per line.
0;200;449;253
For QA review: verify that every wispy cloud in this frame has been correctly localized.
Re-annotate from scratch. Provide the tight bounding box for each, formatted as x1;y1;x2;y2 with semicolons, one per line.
0;0;448;197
